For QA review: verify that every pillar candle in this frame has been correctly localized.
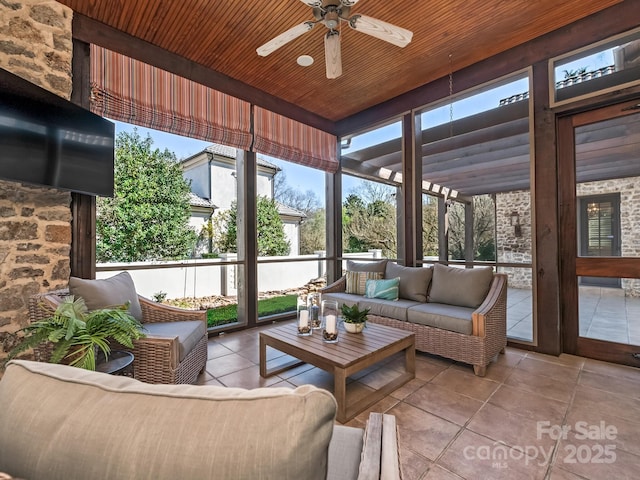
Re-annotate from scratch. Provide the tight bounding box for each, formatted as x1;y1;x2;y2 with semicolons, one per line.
299;310;309;328
326;314;337;334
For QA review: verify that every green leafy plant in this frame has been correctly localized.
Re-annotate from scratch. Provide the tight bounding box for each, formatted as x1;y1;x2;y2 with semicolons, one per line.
340;304;370;324
4;296;146;371
152;291;167;302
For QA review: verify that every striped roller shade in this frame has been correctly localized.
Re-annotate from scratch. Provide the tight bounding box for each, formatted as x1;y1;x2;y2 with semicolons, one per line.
90;45;253;151
253;106;338;173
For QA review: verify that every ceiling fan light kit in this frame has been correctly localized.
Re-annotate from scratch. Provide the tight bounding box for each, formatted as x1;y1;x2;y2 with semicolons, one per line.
257;0;413;79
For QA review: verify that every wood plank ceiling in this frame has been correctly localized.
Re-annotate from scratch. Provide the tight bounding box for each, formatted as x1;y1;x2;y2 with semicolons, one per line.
57;0;620;123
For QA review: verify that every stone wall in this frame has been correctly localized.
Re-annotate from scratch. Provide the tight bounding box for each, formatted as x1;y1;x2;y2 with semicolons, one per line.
577;177;640;296
496;189;532;288
0;0;73;362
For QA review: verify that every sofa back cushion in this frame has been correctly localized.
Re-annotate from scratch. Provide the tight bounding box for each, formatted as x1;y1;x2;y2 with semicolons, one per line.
0;360;337;480
345;270;382;295
69;271;142;321
346;259;388;273
429;264;494;308
385;263;433;302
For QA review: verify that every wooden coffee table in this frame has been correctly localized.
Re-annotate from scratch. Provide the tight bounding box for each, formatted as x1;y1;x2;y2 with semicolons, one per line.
260;322;415;423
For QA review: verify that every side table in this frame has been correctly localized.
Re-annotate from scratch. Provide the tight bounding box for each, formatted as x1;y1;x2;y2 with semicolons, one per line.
96;350;134;376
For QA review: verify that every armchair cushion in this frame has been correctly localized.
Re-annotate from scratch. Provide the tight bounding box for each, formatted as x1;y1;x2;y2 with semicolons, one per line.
143;320;206;362
69;272;142;321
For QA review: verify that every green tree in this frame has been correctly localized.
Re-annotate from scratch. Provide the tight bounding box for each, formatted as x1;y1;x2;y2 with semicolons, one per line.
300;208;325;254
96;129;197;262
447;195;496;261
217;196;290;256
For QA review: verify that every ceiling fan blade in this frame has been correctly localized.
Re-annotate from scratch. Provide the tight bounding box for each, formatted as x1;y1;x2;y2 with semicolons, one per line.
349;14;413;48
340;0;361;6
256;22;314;57
298;0;322;6
325;31;342;79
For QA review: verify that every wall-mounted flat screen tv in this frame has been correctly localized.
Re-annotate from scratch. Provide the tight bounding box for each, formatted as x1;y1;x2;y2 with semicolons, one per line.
0;67;114;197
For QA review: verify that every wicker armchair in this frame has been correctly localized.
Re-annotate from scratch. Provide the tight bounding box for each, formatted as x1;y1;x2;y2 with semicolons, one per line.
28;290;208;384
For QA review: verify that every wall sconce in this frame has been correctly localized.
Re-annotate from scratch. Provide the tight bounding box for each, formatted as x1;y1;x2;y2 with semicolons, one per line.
510;211;522;237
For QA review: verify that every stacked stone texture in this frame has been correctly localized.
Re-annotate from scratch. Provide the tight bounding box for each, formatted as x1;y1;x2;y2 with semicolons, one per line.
496;190;532;288
0;0;73;360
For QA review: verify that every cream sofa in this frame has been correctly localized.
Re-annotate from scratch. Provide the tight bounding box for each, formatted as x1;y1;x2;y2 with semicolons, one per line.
0;360;400;480
321;261;507;376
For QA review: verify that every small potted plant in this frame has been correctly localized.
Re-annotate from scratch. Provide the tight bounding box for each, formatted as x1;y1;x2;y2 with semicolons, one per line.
340;304;370;333
4;296;145;371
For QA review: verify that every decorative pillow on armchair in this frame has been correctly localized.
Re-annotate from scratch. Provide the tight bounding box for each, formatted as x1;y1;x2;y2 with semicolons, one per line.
68;271;143;320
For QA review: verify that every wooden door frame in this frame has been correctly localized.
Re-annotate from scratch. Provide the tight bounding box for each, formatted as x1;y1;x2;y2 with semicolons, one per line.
558;98;640;366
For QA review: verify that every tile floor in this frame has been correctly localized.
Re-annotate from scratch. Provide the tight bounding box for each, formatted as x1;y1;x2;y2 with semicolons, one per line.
507;286;640;345
198;321;640;480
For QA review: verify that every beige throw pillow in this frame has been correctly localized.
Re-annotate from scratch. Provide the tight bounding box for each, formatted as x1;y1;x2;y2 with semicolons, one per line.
69;271;143;321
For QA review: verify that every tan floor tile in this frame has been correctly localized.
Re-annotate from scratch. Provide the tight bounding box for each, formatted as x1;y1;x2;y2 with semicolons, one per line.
571;385;640;424
582;358;640;383
390;402;461;461
353;395;401;424
266;379;297;389
489;384;568;425
203;377;225;387
467;403;556;455
206;341;234;359
287;367;334;391
405;383;483;426
565;404;640;458
547;466;590;479
399;449;432;480
452;360;515;383
214;334;259;352
556;438;640;480
358;364;409;390
414;356;451;381
431;368;500;401
423;465;465;480
525;351;584;368
493;348;526;368
206;353;255;377
438;429;548;480
271;361;315;379
578;370;640;399
517;356;581;383
217;364;282;389
505;367;575;403
390;377;428;400
236;344;285;364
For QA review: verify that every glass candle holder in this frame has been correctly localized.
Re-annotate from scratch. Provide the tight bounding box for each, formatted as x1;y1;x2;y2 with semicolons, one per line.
321;300;339;343
297;295;312;336
308;292;321;330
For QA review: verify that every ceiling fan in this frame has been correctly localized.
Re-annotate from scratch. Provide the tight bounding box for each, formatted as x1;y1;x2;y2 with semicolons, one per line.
256;0;413;79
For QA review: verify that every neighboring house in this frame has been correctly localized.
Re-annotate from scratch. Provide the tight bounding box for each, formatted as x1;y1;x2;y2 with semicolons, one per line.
188;192;217;256
182;144;306;255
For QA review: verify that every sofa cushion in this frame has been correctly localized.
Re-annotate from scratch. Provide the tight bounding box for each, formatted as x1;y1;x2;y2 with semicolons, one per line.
365;277;400;301
346;259;388;273
327;425;364;480
143;320;205;362
358;297;421;322
407;302;475;335
428;264;494;308
385;263;433;302
346;270;382;295
69;271;143;321
0;360;337;480
321;292;361;309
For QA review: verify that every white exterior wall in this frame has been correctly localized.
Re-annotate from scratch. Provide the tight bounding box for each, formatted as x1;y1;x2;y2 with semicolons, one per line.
209;162;237;210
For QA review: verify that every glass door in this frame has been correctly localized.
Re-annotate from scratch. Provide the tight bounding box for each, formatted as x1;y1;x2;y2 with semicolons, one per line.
558;98;640;366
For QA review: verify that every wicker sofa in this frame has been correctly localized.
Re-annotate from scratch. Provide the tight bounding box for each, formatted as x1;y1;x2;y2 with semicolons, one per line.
321;260;507;376
28;272;208;384
0;360;401;480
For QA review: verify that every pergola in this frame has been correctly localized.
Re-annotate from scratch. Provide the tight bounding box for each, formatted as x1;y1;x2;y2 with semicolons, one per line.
55;0;640;360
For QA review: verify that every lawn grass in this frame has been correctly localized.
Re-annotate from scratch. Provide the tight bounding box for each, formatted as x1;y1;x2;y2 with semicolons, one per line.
207;294;298;328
